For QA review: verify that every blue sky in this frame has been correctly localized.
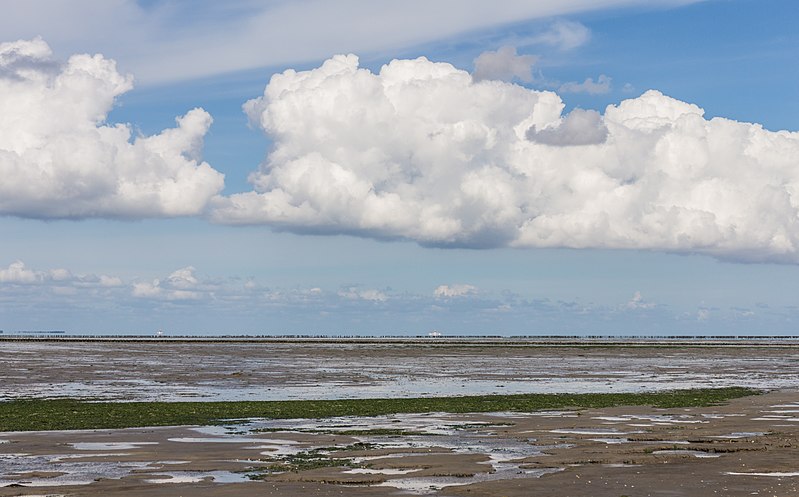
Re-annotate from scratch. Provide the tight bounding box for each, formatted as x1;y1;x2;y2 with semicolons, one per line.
1;0;798;335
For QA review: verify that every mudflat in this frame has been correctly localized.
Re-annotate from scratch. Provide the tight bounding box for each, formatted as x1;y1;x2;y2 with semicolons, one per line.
1;339;798;496
2;339;799;401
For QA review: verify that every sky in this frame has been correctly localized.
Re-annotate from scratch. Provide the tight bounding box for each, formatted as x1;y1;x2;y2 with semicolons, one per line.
1;0;799;336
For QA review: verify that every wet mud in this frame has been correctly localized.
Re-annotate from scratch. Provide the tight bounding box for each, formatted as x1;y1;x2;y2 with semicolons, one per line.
1;340;799;401
1;341;798;496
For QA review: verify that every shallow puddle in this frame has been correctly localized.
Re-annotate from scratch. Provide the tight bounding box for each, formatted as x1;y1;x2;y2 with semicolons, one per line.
709;432;765;439
343;468;418;475
71;442;158;451
651;450;720;458
549;428;633;435
726;471;799;477
588;437;629;444
374;468;562;494
144;471;251;484
244;413;552;494
0;454;152;487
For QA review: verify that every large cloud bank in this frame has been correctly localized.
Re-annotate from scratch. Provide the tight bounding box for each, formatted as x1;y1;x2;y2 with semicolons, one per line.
0;38;223;218
212;54;799;262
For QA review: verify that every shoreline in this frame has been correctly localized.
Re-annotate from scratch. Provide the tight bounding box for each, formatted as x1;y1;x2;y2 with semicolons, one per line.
2;335;799;347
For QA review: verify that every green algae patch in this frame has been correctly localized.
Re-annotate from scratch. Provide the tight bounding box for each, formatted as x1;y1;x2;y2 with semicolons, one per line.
0;387;758;432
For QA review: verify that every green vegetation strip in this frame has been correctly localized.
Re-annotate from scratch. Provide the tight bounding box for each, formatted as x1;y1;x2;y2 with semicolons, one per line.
0;387;758;432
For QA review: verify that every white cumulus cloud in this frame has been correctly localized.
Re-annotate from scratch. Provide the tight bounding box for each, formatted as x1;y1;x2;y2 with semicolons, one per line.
214;54;562;248
0;38;224;219
212;54;799;263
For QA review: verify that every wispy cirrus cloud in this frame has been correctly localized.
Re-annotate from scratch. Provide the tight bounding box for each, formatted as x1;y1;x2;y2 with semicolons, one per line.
523;19;591;50
0;1;704;84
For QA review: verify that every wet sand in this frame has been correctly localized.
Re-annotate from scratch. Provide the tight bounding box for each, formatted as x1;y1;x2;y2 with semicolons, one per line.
1;340;798;496
2;339;799;401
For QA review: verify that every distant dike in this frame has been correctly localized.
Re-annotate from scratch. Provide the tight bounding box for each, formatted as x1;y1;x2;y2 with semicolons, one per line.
0;334;798;347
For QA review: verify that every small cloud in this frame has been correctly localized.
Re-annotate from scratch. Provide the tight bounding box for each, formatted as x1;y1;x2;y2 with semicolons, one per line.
622;82;635;93
529;20;591;50
494;303;512;313
359;289;388;302
132;279;162;298
167;266;199;289
99;275;123;287
697;309;710;321
527;108;608;146
625;291;655;310
168;289;202;301
51;286;77;296
131;266;225;301
434;284;477;298
338;287;388;302
473;46;537;83
559;74;612;95
49;268;72;281
0;260;40;284
0;260;128;291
